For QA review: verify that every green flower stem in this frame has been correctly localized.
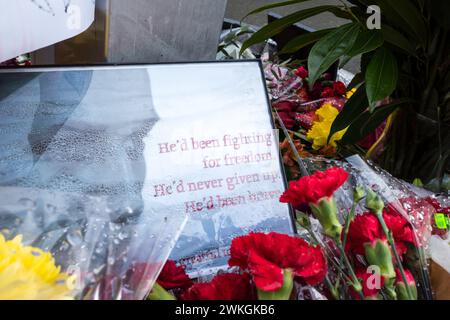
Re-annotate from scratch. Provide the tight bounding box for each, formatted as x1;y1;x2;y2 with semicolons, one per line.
325;275;340;300
301;220;353;285
342;203;357;250
374;211;415;300
336;238;363;299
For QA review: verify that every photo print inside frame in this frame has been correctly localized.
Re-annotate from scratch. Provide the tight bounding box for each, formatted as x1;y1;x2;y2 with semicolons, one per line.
0;61;294;294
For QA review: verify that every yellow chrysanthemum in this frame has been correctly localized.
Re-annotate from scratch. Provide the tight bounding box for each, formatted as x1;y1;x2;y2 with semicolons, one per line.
0;234;76;300
307;102;348;150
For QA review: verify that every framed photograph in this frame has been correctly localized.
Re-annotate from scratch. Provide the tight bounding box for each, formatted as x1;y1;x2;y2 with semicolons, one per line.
0;61;294;296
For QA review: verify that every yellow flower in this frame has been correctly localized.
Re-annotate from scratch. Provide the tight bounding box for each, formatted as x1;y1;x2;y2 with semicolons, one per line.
307;102;348;150
346;88;357;99
0;234;76;300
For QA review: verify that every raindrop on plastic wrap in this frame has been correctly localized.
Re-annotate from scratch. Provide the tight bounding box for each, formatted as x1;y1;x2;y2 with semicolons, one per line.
67;229;83;247
118;231;128;241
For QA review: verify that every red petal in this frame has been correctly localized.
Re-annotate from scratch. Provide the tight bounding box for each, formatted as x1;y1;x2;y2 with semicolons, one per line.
248;250;284;292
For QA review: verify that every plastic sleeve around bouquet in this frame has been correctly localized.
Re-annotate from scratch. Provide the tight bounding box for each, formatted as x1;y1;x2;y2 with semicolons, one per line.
303;155;435;299
0;68;187;300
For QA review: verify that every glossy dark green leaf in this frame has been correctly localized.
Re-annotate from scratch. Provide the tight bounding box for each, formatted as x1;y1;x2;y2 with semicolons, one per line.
241;6;342;54
430;0;450;30
280;28;334;54
365;47;398;110
375;0;427;45
328;84;368;143
341;98;412;144
241;0;309;21
381;26;417;56
308;23;361;87
346;29;384;57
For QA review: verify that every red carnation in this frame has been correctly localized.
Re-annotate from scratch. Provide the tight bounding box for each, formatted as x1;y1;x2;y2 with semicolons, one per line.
346;210;416;256
157;260;193;290
294;66;309;79
395;268;418;300
280;167;349;206
395;268;415;286
229;232;327;292
181;273;254;300
333;81;347;96
321;87;335;98
350;269;384;299
383;206;416;254
345;213;381;255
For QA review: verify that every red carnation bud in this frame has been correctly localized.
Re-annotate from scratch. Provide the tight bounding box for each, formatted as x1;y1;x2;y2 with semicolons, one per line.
321;87;335;98
333;81;347;96
395;269;418;300
395;268;415;286
322;73;333;81
294;66;309;79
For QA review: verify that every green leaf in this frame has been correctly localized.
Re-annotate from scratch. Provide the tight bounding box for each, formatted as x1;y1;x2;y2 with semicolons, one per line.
242;0;310;21
365;47;398;110
346;29;384;57
308;23;361;87
375;0;427;46
241;6;345;54
430;0;450;30
280;28;334;54
341;98;412;145
381;26;417;56
328;84;368;143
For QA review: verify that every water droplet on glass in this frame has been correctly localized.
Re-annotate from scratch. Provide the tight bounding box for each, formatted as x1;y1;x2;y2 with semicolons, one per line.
18;198;36;209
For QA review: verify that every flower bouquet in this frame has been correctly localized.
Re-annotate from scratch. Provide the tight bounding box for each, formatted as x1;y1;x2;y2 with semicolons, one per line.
149;157;444;300
266;62;385;164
